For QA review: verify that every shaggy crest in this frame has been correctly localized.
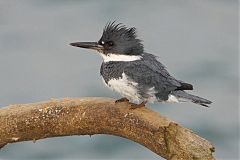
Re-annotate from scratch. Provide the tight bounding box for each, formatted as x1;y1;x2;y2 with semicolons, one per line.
103;22;138;40
99;21;144;55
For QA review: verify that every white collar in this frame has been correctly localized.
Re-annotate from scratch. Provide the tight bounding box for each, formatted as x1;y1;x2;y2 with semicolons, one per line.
100;53;142;62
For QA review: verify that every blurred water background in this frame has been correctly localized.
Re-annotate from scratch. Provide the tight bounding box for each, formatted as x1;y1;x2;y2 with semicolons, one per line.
0;0;239;159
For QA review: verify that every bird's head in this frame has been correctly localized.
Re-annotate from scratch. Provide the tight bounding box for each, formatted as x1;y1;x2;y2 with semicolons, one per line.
70;22;144;61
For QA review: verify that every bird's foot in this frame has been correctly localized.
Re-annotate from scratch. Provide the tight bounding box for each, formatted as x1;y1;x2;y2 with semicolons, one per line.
115;97;129;103
130;101;147;109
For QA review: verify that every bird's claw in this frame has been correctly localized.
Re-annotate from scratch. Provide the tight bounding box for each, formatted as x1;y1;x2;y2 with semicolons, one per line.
115;97;129;103
130;101;147;109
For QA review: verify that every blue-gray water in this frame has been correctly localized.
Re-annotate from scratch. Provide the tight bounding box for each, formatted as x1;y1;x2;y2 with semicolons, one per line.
0;0;238;159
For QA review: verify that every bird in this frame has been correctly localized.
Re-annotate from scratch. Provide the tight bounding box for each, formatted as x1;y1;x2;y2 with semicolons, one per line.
70;22;212;108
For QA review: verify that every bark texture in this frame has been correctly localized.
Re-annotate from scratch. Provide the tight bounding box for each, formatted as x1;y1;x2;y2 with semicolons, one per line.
0;97;215;159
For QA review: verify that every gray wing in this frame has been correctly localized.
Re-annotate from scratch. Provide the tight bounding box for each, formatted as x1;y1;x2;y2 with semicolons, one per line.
124;53;181;101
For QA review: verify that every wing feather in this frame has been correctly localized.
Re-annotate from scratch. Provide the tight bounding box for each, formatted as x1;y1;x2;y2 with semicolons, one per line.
124;53;181;100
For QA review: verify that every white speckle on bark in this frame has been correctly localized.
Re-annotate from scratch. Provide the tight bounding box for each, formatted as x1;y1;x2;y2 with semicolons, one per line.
82;112;86;118
11;137;19;141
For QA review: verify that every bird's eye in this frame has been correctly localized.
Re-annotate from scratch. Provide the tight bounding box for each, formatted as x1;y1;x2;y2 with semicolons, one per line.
107;41;114;46
99;41;105;45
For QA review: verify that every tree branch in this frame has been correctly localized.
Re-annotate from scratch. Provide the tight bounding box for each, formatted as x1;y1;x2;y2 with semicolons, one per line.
0;97;215;159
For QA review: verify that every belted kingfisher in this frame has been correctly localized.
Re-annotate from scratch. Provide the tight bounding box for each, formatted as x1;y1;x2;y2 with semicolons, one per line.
70;22;212;108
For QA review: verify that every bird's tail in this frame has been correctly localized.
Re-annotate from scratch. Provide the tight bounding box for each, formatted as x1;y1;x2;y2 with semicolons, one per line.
171;90;212;107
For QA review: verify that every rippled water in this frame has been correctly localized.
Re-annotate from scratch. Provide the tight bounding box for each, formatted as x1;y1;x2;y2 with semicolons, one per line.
0;0;238;159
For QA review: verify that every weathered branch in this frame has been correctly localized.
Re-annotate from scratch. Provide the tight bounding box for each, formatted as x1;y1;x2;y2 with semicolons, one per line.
0;97;215;159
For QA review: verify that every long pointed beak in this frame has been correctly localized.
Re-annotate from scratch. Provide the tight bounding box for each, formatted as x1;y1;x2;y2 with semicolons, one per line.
70;42;103;51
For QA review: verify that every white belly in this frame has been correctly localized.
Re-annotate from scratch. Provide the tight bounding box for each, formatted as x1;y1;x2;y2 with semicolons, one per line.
102;72;141;103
